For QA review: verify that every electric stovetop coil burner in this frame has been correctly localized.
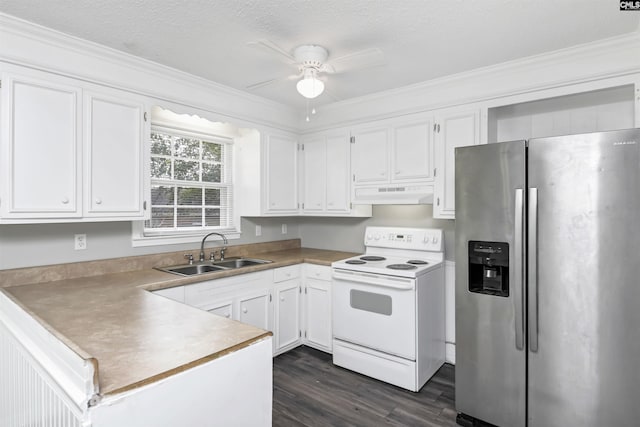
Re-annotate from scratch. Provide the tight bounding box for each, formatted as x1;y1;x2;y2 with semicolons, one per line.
360;255;386;261
345;259;366;265
407;260;429;265
387;264;418;270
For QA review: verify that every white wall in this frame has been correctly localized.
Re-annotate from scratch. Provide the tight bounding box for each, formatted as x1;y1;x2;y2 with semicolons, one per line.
298;204;455;260
0;217;300;270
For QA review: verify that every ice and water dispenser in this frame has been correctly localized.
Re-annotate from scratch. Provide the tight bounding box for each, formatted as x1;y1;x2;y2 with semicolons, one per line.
468;241;509;297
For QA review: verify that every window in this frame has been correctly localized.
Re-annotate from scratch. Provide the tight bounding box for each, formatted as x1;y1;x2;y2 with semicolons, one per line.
144;126;235;236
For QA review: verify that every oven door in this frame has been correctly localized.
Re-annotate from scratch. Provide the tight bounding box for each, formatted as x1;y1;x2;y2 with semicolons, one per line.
332;269;416;360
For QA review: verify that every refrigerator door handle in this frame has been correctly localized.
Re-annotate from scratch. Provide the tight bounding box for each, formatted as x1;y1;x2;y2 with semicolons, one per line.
514;188;525;351
528;187;539;353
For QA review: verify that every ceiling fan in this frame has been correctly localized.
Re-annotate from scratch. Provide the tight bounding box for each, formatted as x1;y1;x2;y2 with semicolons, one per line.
246;39;385;100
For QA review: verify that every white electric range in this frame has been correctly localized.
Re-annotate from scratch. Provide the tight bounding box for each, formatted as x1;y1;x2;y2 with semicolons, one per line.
331;226;446;392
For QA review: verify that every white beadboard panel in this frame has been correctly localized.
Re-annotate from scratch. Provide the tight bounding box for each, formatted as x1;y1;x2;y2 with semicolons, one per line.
445;260;456;364
0;292;92;427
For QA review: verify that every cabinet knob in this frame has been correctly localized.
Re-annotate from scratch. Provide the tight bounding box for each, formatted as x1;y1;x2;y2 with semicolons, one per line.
61;197;69;204
380;172;385;176
395;170;401;175
95;198;102;205
243;308;248;313
225;313;230;318
328;202;333;206
280;297;285;301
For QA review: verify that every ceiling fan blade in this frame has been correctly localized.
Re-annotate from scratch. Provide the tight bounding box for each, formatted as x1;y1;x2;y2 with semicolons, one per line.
247;39;296;65
327;47;385;73
246;73;301;91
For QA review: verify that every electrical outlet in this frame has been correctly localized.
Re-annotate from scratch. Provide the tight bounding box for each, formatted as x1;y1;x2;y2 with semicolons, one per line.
281;224;287;234
255;225;262;237
74;234;87;250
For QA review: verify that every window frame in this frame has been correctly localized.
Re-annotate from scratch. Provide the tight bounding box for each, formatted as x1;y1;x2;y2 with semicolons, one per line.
132;124;240;247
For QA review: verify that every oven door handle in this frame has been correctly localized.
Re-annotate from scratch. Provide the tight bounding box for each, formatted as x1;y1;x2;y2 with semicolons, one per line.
332;271;414;290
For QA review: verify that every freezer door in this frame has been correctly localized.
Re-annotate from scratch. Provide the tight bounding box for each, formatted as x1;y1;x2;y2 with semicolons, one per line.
455;141;526;427
528;129;640;426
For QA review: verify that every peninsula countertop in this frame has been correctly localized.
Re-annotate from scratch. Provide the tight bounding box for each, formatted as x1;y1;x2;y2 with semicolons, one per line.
2;246;357;397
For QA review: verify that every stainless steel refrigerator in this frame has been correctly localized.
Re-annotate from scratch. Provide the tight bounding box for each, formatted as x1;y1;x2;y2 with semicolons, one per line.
454;128;640;427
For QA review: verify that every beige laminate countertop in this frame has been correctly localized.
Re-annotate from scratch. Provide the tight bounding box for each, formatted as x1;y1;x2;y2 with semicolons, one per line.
2;247;356;397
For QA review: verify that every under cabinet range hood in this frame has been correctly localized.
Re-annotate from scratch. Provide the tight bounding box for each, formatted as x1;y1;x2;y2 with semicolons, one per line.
352;183;434;205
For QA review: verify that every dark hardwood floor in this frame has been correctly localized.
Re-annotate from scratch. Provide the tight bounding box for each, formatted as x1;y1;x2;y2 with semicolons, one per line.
273;346;457;427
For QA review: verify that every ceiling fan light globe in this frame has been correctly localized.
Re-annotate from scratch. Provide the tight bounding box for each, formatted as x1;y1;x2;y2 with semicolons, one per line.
296;77;325;99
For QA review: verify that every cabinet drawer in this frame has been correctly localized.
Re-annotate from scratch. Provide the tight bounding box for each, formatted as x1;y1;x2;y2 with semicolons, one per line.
305;264;331;281
273;264;301;283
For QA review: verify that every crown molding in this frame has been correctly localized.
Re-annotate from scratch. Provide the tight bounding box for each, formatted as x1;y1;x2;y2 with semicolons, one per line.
0;12;299;132
302;30;640;132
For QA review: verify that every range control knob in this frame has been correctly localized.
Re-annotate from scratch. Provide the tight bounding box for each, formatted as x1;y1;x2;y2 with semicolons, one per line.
432;236;439;243
374;234;380;240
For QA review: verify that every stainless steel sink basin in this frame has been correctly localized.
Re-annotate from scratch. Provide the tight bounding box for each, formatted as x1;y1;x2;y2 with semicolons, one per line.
162;264;229;276
156;257;272;276
213;257;272;269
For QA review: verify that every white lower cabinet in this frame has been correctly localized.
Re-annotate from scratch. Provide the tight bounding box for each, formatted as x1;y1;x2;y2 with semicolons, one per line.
302;264;332;353
206;299;233;319
178;263;333;356
274;280;301;354
184;270;273;333
238;289;271;331
273;264;302;355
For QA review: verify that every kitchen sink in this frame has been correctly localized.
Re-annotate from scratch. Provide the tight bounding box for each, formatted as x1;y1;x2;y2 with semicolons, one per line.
161;264;229;276
156;257;272;276
212;257;272;269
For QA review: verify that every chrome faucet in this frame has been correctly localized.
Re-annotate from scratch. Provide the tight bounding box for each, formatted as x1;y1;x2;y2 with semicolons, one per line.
199;232;228;262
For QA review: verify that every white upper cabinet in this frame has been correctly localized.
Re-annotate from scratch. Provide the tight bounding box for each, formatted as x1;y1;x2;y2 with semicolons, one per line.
351;126;389;185
433;106;481;219
265;134;298;212
350;113;434;204
1;72;82;218
325;134;351;212
300;131;370;216
301;138;326;213
392;117;433;182
0;67;149;222
236;130;299;216
84;90;147;218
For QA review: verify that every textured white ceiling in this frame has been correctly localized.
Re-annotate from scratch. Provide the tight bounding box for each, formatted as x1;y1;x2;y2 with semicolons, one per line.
1;0;638;108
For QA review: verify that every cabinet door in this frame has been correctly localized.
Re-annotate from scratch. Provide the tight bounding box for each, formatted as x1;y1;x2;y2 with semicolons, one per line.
351;127;389;184
238;289;271;331
434;108;481;219
265;134;298;213
274;280;301;353
302;139;326;212
393;118;433;182
206;300;234;320
304;278;332;352
325;134;351;212
1;72;81;218
84;90;147;218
